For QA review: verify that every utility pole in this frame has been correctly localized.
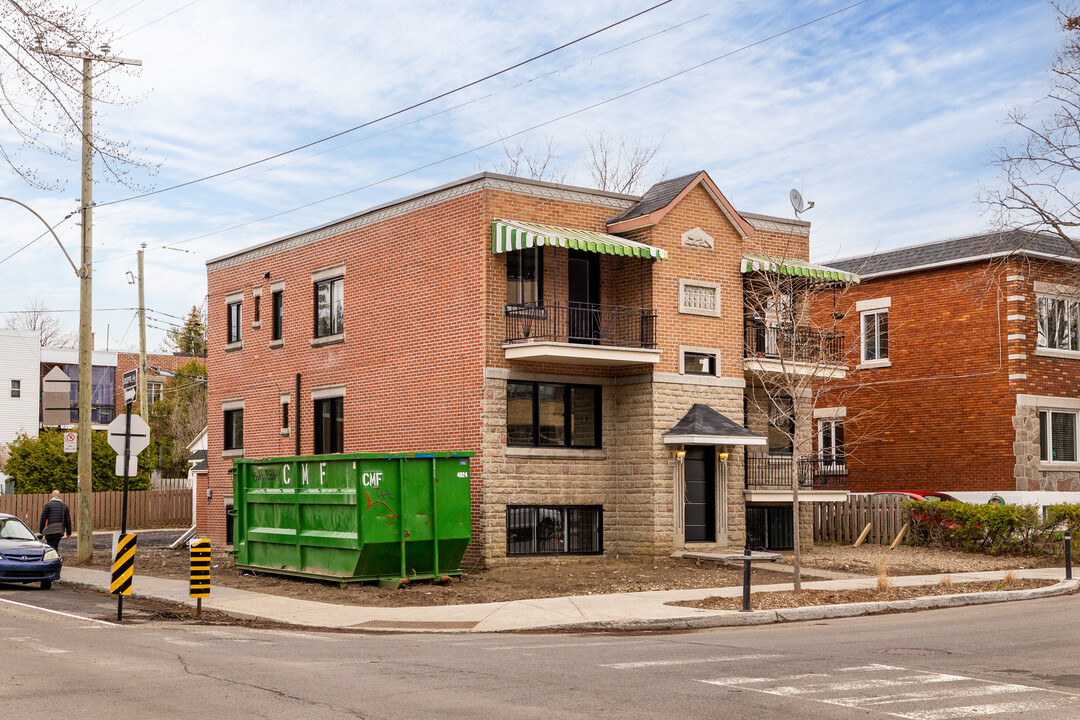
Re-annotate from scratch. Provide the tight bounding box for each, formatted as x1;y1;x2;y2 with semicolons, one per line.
138;243;148;423
36;41;142;564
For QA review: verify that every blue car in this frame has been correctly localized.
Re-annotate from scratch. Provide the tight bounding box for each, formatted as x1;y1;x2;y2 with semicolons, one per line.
0;513;62;590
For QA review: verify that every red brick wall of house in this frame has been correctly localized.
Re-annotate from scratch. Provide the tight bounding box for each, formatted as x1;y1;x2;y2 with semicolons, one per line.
1006;257;1080;397
824;261;1018;492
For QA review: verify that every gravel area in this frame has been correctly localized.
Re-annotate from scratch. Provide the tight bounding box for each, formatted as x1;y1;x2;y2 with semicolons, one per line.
793;543;1062;576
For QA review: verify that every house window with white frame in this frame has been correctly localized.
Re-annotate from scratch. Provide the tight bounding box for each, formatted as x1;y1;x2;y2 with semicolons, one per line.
1040;409;1078;463
1037;295;1080;351
818;418;845;465
10;379;20;398
861;308;889;362
147;381;163;405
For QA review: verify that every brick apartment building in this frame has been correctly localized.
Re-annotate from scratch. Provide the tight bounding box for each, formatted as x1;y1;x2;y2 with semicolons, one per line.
203;171;856;558
826;231;1080;494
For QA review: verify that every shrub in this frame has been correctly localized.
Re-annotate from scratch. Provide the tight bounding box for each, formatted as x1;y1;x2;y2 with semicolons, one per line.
905;500;1054;555
5;428;153;493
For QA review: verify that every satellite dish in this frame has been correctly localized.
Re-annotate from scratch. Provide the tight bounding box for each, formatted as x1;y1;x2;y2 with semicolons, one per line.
790;189;814;216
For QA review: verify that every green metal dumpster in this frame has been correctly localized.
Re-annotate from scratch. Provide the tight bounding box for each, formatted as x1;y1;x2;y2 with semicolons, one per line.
231;452;473;583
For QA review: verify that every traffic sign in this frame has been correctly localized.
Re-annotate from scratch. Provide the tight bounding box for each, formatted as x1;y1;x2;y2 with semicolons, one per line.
190;538;211;600
122;368;138;404
110;532;137;596
115;455;138;477
63;431;77;453
106;413;151;457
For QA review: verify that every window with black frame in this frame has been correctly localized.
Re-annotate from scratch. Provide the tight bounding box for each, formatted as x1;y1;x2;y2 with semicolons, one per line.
227;301;242;344
506;246;542;306
314;277;344;338
506;381;600;448
224;409;243;450
271;290;284;341
505;505;603;556
314;396;344;454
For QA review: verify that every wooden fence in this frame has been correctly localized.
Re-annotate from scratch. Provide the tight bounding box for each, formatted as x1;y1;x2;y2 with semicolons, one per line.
814;494;907;546
0;490;191;531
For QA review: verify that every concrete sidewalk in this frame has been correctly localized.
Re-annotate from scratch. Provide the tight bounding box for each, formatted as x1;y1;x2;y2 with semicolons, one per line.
56;566;1078;633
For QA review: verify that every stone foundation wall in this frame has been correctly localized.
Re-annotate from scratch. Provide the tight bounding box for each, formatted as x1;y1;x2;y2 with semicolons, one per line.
1013;402;1080;491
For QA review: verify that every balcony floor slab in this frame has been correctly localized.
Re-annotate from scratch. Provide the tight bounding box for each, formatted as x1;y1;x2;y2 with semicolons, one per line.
503;341;662;366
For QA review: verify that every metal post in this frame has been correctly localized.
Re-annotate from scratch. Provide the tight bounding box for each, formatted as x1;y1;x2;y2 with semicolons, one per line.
742;547;752;612
137;246;148;422
1066;531;1073;581
117;399;132;622
294;373;301;455
76;56;94;564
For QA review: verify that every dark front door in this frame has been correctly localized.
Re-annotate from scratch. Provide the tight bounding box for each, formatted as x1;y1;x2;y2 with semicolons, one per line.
684;446;716;542
568;249;600;343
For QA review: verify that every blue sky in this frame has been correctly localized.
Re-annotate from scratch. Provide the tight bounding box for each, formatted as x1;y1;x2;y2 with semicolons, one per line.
0;0;1063;349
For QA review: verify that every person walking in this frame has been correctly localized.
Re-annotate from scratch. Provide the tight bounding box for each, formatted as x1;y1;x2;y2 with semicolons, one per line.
39;490;72;552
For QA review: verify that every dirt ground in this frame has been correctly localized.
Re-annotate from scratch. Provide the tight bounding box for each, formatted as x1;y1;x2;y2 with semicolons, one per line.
60;538;1069;608
672;578;1059;612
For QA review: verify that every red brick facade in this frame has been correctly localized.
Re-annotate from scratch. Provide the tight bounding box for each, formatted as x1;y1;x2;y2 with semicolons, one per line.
824;254;1080;494
114;352;204;416
203;172;815;555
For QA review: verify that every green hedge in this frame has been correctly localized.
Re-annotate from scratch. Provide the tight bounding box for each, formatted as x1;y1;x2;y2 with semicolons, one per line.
906;500;1080;555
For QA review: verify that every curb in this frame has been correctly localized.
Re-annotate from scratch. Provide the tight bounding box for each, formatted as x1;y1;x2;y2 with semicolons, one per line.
54;577;1078;634
533;580;1080;634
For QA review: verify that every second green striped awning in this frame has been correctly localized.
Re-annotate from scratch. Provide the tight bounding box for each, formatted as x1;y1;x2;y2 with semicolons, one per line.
491;219;667;260
741;253;859;283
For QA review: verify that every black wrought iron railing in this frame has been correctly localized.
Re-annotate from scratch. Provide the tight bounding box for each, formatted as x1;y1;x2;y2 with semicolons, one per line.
744;454;848;489
505;302;657;348
506;505;603;556
744;321;845;364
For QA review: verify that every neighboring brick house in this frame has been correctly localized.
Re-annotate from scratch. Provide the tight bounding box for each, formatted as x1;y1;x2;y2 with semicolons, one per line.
203;171;854;558
114;351;203;416
825;231;1080;494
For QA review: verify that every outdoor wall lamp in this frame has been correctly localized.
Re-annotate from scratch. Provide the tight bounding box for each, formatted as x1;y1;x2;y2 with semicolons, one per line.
674;450;686;460
206;487;212;503
718;452;729;461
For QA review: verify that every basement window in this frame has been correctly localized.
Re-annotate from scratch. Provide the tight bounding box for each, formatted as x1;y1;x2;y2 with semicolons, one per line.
505;505;603;556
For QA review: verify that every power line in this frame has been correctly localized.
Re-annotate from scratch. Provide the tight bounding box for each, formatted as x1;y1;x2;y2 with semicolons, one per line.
157;1;870;251
93;0;676;209
115;0;201;41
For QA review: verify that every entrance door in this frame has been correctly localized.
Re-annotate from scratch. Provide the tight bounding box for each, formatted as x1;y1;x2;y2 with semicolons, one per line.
568;250;600;343
684;446;716;542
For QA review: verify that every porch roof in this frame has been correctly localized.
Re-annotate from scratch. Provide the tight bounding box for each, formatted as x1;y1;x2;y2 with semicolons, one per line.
491;219;668;260
664;403;766;446
741;253;859;284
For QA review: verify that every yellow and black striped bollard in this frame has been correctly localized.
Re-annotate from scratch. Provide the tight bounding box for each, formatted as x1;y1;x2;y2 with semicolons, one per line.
111;533;137;621
189;538;211;615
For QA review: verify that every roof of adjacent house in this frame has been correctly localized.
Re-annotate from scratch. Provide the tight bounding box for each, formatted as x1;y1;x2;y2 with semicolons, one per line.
607;172;700;224
828;230;1080;278
187;449;207;473
664;403;765;445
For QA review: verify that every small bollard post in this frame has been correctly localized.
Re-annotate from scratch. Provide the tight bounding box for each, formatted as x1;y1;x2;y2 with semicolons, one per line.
1066;531;1073;581
742;547;752;612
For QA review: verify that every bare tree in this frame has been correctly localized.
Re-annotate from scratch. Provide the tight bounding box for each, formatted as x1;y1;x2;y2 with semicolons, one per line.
0;0;148;189
492;135;567;184
984;3;1080;259
741;243;886;592
584;131;667;195
5;297;73;346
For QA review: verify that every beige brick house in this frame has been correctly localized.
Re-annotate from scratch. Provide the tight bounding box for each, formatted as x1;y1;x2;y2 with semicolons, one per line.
203;171;854;559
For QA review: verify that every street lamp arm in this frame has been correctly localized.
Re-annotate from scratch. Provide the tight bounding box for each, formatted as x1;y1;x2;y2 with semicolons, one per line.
0;196;82;277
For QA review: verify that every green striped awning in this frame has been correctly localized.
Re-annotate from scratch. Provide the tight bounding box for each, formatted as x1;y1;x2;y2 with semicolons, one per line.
491;219;668;260
741;253;859;283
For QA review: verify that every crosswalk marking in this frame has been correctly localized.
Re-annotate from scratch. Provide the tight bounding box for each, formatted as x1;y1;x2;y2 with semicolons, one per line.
694;665;1080;719
903;699;1080;720
601;654;780;669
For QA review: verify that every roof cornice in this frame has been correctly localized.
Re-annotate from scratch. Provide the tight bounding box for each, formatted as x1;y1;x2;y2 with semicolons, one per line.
206;173;638;272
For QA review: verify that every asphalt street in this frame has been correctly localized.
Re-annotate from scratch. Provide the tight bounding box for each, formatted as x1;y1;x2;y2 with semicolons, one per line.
1;584;1077;719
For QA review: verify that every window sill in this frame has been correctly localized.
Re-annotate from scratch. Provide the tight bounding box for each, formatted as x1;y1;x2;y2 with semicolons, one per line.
222;449;244;459
224;342;243;352
1034;347;1080;360
311;333;345;348
280;428;290;437
269;339;284;349
678;307;721;318
1038;461;1080;471
857;359;891;370
504;447;606;460
251;321;261;330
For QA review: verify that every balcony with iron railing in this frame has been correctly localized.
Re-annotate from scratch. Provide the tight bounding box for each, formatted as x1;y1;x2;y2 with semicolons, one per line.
743;320;847;377
503;302;662;366
744;454;849;490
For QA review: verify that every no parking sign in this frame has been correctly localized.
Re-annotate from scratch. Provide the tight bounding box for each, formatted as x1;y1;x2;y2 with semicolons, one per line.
63;431;76;453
